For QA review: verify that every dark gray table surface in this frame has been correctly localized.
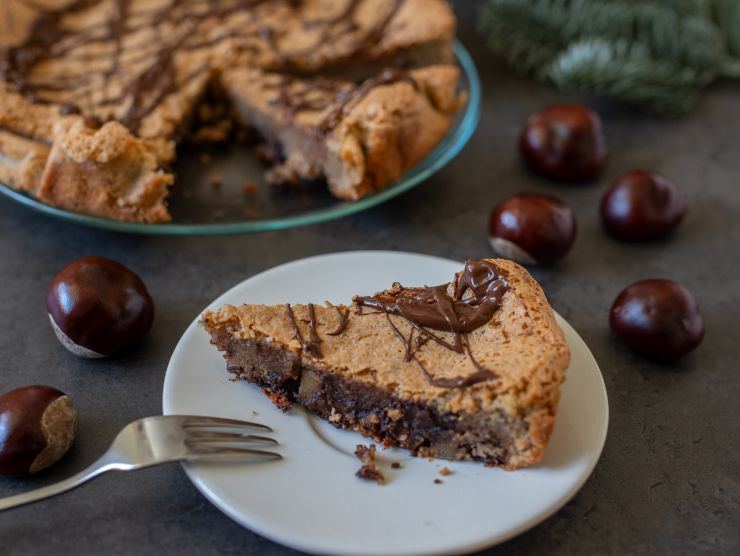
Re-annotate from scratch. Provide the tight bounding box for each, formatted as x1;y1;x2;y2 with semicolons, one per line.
1;3;738;554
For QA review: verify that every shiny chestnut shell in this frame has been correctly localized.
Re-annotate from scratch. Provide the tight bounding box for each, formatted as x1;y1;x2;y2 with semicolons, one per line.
610;279;704;362
520;104;607;181
0;385;77;477
601;170;687;240
489;193;577;265
46;256;154;358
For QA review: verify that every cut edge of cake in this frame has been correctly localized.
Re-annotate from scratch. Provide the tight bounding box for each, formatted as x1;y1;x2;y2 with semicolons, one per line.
221;64;466;201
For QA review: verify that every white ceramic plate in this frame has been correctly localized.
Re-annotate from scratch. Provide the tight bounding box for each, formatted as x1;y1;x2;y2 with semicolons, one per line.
162;251;609;555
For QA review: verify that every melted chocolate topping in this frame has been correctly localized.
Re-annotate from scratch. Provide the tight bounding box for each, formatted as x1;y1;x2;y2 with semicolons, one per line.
306;303;322;357
285;303;322;358
267;67;418;137
1;0;409;133
317;68;418;136
280;260;507;388
286;302;349;357
326;304;350;336
354;259;510;388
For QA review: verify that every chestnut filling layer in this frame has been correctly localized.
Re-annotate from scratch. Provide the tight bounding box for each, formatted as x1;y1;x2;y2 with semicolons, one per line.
210;327;527;465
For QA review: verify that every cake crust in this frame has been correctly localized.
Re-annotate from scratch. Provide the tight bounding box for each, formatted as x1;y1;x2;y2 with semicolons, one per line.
201;259;570;469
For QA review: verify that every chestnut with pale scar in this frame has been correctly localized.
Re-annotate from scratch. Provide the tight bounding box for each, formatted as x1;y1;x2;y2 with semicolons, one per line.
46;257;154;358
489;194;577;265
0;386;77;477
201;258;569;470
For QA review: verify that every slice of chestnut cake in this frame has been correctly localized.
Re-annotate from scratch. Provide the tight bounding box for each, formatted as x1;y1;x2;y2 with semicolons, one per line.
201;258;570;469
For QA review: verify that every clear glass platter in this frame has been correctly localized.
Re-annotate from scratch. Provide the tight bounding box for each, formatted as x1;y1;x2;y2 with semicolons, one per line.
0;42;480;235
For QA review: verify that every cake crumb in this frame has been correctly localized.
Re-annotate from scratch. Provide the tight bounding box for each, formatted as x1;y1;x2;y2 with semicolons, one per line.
356;465;385;484
251;410;258;417
391;462;401;469
439;467;452;476
190;122;231;143
354;444;384;485
434;478;443;484
355;444;376;465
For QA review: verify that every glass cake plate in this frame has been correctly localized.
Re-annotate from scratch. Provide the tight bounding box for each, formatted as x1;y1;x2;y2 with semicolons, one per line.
0;42;480;235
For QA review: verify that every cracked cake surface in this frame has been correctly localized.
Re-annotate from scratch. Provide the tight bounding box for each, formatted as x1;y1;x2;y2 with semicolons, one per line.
0;0;461;222
201;258;570;469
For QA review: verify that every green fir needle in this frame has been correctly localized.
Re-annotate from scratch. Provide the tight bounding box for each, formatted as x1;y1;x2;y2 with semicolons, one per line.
479;0;740;114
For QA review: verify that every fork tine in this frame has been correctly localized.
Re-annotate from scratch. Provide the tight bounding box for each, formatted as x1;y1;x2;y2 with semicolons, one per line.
181;416;273;432
188;445;282;461
186;432;278;445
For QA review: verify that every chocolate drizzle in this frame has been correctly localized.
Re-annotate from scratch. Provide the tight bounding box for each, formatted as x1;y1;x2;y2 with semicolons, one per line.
270;68;419;136
317;68;417;136
306;303;322;357
285;303;322;358
354;259;510;388
280;260;507;388
267;67;418;137
1;0;410;133
285;301;349;356
326;304;350;336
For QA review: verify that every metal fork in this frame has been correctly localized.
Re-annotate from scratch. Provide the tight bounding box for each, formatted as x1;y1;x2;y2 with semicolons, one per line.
0;415;280;512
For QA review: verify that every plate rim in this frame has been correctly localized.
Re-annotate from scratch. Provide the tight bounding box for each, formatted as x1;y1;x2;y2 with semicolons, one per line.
0;42;481;236
162;251;610;555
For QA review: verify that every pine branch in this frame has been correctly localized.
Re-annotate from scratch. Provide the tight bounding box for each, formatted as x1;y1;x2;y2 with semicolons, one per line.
713;0;740;62
479;0;740;114
479;1;570;80
549;39;704;114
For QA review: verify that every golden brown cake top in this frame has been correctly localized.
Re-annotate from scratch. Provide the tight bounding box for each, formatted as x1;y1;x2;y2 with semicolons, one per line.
201;259;570;417
220;64;464;199
0;0;455;139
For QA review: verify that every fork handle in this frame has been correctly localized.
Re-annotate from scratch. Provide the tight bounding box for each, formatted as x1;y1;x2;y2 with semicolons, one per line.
0;459;114;512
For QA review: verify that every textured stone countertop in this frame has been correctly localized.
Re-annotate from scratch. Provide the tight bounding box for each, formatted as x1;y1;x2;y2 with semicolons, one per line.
1;2;738;554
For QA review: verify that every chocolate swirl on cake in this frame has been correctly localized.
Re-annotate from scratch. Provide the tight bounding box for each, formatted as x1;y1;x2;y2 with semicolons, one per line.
285;302;323;358
267;68;418;136
326;303;350;336
0;0;410;133
354;259;510;388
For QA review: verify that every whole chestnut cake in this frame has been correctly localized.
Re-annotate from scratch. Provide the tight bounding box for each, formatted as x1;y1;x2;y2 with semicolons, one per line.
46;256;154;358
610;279;704;362
520;104;607;181
601;170;687;240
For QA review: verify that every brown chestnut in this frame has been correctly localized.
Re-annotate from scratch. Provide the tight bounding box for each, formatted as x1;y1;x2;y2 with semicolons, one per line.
520;104;607;181
610;279;704;362
489;193;577;265
46;256;154;358
0;386;77;477
601;170;687;241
